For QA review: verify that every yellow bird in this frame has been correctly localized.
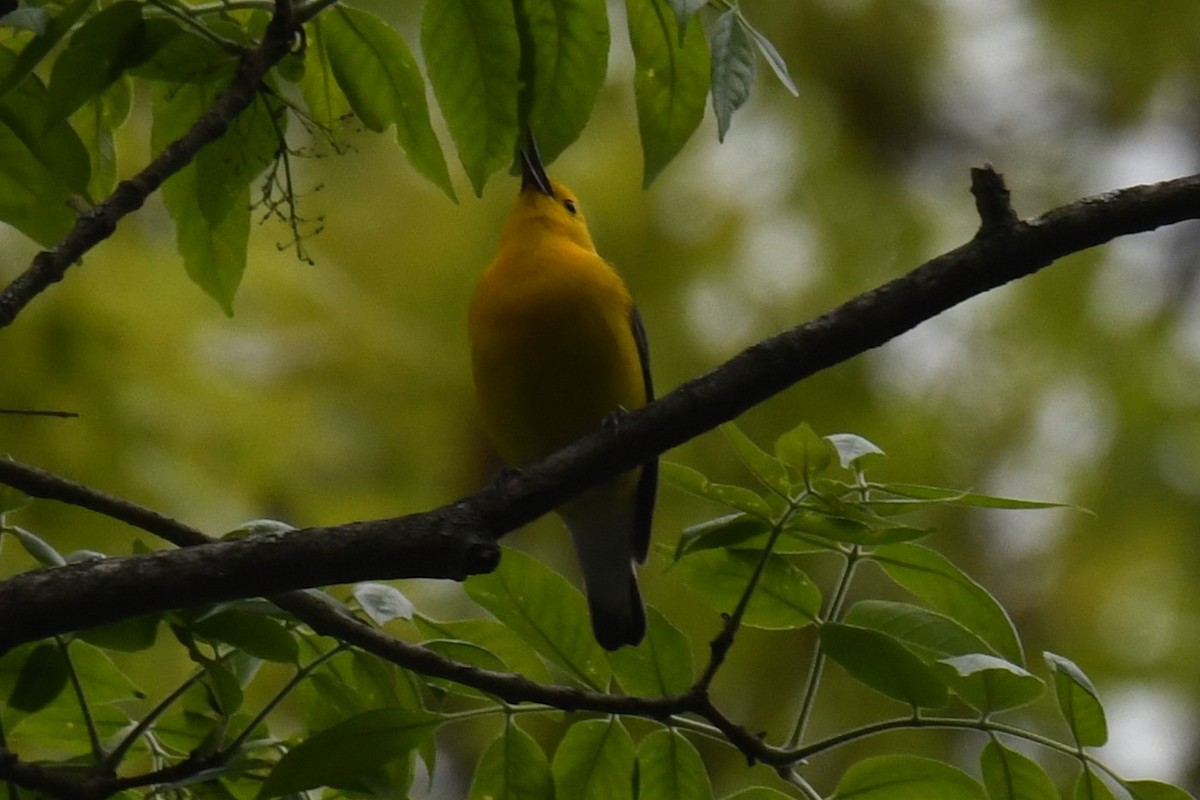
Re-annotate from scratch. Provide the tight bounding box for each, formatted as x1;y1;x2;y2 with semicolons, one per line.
468;139;656;650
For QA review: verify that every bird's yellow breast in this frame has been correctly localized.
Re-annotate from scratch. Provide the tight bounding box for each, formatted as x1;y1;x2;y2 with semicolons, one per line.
469;236;646;468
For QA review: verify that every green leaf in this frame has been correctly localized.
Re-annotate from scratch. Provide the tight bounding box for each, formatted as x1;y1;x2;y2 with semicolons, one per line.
349;649;426;712
785;508;929;547
740;15;799;96
152;82;281;313
0;484;30;513
322;6;455;200
469;721;554;800
682;514;828;556
637;727;712;800
1123;780;1196;800
626;0;710;186
826;433;886;470
300;650;396;730
820;623;949;709
421;0;519;196
721;423;791;495
128;19;237;84
552;718;636;800
870;483;1072;511
45;0;146;121
674;513;775;560
1044;652;1107;747
608;606;694;696
4;675;133;753
1073;768;1115;800
353;754;420;800
352;582;414;626
422;639;509;699
660;461;774;518
72;76;133;201
77;613;160;652
258;707;442;798
191;610;298;664
465;547;610;690
834;755;987;800
59;640;142;705
0;0;92;102
518;0;609;164
416;616;551;683
201;658;244;715
194;93;281;226
872;543;1024;665
299;17;353;131
774;422;835;480
936;654;1044;713
842;600;995;661
670;547;821;629
664;0;705;45
980;740;1059;800
7;642;68;712
0;50;89;242
709;10;755;142
5;524;65;566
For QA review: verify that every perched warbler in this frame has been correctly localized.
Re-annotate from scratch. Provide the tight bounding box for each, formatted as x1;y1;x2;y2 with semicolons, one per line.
468;139;656;650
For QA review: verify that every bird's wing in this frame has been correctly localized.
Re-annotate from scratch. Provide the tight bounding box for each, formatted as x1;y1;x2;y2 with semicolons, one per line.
630;305;656;564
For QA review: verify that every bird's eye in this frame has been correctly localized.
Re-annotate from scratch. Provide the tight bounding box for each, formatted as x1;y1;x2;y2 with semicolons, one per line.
563;198;578;215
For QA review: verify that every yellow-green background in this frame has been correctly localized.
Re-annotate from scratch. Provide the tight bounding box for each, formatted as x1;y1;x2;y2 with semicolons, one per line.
3;1;1199;794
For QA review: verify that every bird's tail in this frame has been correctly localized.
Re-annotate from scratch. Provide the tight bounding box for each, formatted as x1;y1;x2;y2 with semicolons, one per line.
562;491;647;650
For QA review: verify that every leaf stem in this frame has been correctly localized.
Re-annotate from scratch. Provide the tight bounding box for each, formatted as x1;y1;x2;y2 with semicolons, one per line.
785;545;861;749
56;637;104;761
145;0;246;53
696;495;802;690
784;769;823;800
182;0;278;14
103;663;215;771
789;713;1127;780
221;643;347;756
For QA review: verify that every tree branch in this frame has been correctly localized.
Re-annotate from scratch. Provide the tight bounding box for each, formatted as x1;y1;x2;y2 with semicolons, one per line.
1;169;1199;651
0;505;497;653
0;459;778;788
482;168;1200;538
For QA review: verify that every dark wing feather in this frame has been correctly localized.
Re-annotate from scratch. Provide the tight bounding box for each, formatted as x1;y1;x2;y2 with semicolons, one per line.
629;305;657;564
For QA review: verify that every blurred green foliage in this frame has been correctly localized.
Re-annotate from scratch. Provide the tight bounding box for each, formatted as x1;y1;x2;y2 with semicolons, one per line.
2;0;1200;794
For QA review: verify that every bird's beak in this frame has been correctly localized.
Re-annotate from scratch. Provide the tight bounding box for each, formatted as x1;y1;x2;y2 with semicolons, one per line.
520;133;555;197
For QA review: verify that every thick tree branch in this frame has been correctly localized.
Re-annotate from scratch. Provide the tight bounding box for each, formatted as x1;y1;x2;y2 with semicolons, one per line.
1;169;1199;651
0;458;780;784
0;0;304;328
478;168;1200;533
0;505;497;653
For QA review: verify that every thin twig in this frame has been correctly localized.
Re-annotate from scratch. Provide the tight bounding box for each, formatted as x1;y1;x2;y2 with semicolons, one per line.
56;637;104;761
696;495;801;691
221;644;346;755
102;661;223;771
785;546;861;750
0;409;79;418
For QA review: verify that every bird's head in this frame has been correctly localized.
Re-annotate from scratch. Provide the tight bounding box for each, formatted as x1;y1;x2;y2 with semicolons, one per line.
504;135;595;251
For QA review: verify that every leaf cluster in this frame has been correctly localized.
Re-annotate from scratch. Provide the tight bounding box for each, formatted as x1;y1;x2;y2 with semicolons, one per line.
0;0;794;314
0;425;1193;799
